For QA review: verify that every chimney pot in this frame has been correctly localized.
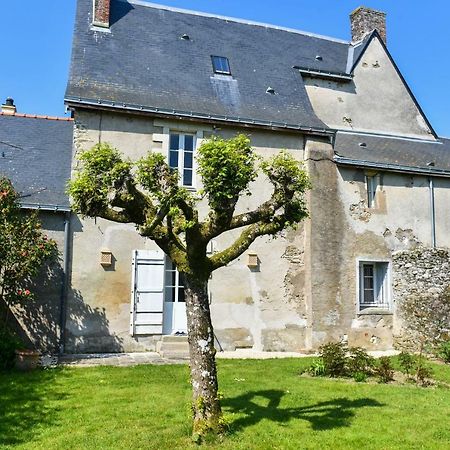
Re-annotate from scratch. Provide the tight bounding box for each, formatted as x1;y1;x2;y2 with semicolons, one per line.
2;97;16;115
350;7;387;44
93;0;111;28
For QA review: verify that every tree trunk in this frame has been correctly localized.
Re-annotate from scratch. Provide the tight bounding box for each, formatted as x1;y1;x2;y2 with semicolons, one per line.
184;275;223;438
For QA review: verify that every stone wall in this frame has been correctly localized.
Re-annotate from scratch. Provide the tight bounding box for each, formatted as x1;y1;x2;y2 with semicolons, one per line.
393;247;450;347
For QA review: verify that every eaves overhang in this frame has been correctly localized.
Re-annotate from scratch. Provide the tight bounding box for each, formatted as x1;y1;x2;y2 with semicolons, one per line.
294;66;353;82
334;155;450;178
65;96;335;137
20;203;71;213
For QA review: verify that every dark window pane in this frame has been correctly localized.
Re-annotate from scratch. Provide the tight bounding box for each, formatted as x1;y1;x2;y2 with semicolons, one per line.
179;272;185;288
178;288;185;303
165;286;175;303
363;265;374;277
184;151;193;169
212;56;231;74
184;135;194;151
183;169;193;186
364;289;374;303
170;134;179;150
169;150;179;169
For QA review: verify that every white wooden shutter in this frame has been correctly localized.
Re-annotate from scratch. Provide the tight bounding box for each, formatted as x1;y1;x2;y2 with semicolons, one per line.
130;250;165;335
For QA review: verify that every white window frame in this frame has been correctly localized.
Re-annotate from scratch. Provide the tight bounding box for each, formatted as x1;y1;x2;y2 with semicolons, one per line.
168;132;198;189
356;258;392;313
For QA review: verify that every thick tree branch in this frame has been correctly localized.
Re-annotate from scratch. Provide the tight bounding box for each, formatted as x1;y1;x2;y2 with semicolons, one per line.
209;216;286;270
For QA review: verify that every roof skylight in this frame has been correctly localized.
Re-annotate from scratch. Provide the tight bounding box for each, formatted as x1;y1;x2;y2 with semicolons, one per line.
211;56;231;75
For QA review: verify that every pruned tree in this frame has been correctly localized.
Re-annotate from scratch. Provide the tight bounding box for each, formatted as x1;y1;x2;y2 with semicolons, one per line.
68;134;310;438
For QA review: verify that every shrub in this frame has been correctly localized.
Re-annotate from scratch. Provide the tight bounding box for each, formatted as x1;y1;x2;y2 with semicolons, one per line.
377;357;394;383
416;364;433;386
347;347;375;376
318;341;348;377
0;329;22;370
353;371;368;383
308;359;326;377
438;340;450;364
398;351;416;376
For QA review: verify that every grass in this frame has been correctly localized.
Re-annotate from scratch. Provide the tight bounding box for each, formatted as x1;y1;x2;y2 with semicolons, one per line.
1;358;449;449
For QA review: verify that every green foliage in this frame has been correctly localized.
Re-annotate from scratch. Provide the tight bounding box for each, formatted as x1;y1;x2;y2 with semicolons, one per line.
347;347;375;376
416;364;433;386
318;341;348;377
261;151;311;227
376;357;394;383
398;351;416;375
438;340;450;364
0;329;22;370
353;372;368;383
0;178;58;329
197;134;258;210
308;359;326;377
68;143;132;217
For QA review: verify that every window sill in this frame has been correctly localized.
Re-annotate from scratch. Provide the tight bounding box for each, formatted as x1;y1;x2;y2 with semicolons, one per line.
357;308;393;316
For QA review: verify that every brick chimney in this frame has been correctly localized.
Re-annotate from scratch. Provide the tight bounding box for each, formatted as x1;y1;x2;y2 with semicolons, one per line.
1;97;16;115
350;7;387;44
93;0;111;28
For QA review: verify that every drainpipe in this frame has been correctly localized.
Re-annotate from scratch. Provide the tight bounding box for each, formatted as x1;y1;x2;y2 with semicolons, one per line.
59;212;71;355
428;176;436;248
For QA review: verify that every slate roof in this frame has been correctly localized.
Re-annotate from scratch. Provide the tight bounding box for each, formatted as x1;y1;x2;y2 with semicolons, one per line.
65;0;353;132
0;114;73;209
334;132;450;176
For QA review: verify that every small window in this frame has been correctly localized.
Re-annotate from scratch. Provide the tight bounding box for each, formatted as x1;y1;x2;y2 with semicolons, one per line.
169;133;195;187
211;56;231;75
366;175;378;208
359;261;390;310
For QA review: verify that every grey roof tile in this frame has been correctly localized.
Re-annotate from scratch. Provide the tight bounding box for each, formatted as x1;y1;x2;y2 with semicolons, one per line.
66;0;351;130
334;132;450;175
0;114;73;208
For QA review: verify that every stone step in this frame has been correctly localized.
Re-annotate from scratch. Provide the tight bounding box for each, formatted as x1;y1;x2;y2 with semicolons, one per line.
157;335;190;358
161;335;188;343
159;351;190;360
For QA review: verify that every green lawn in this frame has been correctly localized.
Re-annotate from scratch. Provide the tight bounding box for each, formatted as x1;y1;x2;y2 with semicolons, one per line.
1;358;449;449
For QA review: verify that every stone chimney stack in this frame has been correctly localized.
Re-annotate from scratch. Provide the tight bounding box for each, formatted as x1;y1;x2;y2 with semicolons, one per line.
350;7;387;44
93;0;111;28
1;97;16;115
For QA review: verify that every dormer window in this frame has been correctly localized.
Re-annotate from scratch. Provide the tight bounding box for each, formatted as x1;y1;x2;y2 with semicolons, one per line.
211;56;231;75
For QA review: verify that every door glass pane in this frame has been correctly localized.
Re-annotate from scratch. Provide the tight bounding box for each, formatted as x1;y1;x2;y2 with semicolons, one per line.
183;169;193;186
178;287;185;303
184;135;194;151
169;134;179;150
184;151;193;169
164;286;175;302
169;150;179;169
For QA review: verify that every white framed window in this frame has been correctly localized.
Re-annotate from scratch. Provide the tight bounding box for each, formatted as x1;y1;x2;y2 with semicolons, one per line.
169;133;195;188
358;260;390;311
366;175;378;208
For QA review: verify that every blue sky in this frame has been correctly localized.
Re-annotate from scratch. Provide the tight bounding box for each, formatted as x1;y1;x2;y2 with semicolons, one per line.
0;0;449;136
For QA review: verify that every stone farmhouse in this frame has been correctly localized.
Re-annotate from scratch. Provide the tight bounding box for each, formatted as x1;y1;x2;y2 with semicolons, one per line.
3;0;450;355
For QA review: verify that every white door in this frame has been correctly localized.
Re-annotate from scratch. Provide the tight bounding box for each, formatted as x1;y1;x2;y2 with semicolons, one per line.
163;259;188;335
130;250;165;335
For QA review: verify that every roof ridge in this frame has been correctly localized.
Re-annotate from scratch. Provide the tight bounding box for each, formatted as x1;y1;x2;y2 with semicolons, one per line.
122;0;350;45
0;112;73;122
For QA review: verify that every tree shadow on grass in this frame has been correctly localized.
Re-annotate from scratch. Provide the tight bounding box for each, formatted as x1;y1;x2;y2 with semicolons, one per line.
222;390;384;433
0;368;68;447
